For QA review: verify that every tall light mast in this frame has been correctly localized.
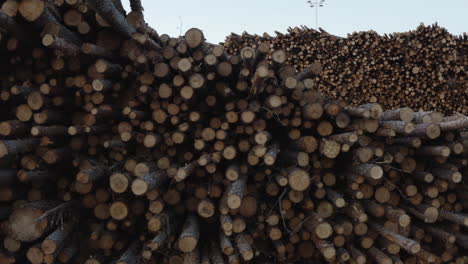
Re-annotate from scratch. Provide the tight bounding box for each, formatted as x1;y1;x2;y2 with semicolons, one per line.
307;0;326;29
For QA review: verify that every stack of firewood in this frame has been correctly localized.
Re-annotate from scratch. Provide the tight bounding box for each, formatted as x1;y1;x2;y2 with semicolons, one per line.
223;25;468;115
0;1;468;264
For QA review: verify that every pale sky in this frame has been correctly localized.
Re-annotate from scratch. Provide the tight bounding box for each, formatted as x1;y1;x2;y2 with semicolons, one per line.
123;0;468;43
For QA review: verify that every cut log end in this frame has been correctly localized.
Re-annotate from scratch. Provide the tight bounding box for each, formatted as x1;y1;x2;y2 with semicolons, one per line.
226;169;239;181
8;207;48;242
272;50;287;64
42;34;54;47
358;213;368;223
110;173;129;193
355;255;367;264
322;247;336;259
440;147;451;157
241;251;254;261
452;172;462;183
399;214;411;227
19;0;45;21
400;108;415;122
41;240;57;255
109;202;128;220
426;124;441;139
178;237;197;253
76;171;90;184
369;166;383;180
463;219;468;227
288;169;310;192
410;243;421;254
131;179;148;196
26;247;44;264
184;28;204;49
315;222;333;239
0;123;12;136
16;104;33;122
241;47;255;60
197;200;215;218
335;198;346;208
424;207;439;223
320;140;340;159
0;142;8;158
227;195;242;209
404;123;415;134
175;169;188;182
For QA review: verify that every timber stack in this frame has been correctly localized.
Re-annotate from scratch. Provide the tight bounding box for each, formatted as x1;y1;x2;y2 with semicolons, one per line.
223;25;467;115
0;0;467;264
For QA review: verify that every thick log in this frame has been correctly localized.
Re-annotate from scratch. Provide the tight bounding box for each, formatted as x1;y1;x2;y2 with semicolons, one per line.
380;107;414;122
369;222;421;254
234;233;253;261
0;138;40;158
226;174;247;209
116;242;140;264
7;201;61;242
178;215;200;253
41;221;75;254
131;170;167;196
88;0;136;37
129;0;144;13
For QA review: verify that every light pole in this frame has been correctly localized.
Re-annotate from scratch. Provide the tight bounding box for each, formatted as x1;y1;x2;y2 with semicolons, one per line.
307;0;325;30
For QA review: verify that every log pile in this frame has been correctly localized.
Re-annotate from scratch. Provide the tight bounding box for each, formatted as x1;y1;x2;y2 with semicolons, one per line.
0;1;467;264
223;25;468;115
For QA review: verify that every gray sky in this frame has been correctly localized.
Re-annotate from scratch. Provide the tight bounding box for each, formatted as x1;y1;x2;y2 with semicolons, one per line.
123;0;468;43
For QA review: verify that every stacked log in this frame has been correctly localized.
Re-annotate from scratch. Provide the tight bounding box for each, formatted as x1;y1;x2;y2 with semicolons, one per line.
223;25;468;115
0;1;467;264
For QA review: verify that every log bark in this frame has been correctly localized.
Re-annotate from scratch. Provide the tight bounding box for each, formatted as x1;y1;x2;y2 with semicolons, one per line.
0;138;40;158
88;0;136;37
41;221;75;254
178;215;200;253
